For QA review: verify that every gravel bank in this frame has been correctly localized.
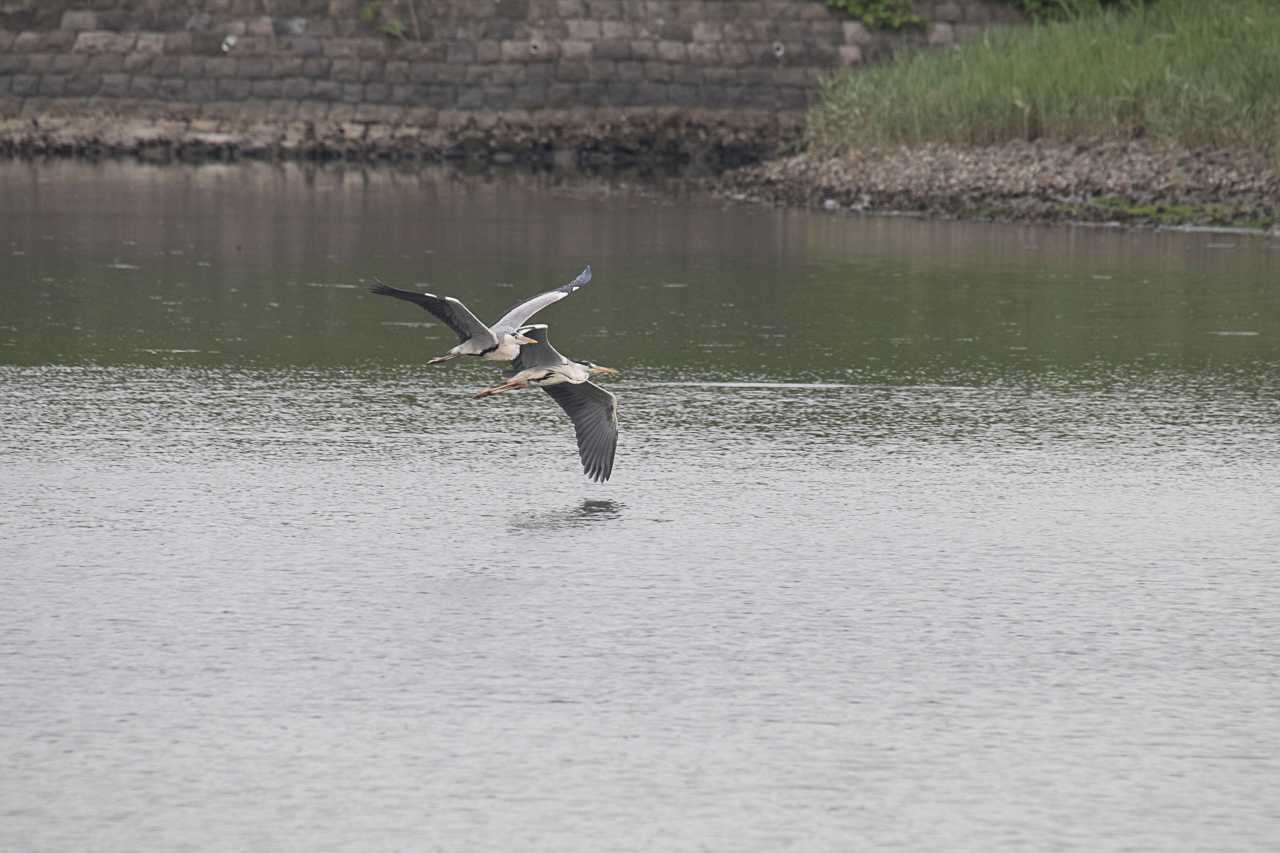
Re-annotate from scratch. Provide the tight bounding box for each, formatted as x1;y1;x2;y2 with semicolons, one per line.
716;140;1280;232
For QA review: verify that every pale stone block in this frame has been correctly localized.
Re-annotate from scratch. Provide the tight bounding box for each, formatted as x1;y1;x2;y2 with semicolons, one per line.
60;11;97;31
841;21;870;45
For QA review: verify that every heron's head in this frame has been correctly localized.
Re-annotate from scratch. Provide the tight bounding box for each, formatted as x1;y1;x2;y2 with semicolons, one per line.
580;361;618;377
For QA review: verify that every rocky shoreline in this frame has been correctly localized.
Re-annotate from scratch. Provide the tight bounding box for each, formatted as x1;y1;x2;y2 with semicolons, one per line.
0;101;803;172
714;140;1280;233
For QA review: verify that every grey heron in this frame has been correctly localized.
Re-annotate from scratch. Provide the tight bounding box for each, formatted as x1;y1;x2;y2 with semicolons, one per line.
369;265;592;364
473;324;619;483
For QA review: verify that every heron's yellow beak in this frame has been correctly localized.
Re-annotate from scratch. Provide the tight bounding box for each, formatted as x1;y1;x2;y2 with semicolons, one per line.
516;335;538;345
592;366;619;376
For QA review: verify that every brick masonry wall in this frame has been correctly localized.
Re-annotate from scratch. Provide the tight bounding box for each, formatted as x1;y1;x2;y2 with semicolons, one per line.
0;0;1025;162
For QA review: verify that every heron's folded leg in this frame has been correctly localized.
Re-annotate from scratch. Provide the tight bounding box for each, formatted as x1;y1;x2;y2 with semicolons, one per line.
427;353;460;364
472;380;526;399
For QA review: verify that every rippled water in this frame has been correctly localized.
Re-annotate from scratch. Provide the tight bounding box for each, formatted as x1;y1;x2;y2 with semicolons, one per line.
2;161;1279;851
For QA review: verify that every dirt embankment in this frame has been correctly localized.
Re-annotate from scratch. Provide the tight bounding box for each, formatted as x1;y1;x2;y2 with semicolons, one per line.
716;140;1280;232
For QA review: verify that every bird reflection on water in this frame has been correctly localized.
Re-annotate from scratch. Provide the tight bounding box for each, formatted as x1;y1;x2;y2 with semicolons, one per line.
510;498;624;532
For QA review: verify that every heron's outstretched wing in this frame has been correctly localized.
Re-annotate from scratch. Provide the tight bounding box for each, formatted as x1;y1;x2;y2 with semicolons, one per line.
505;324;569;377
491;266;591;335
370;282;494;345
542;380;618;483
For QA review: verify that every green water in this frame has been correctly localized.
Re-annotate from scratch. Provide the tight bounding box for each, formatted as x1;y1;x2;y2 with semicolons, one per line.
2;160;1279;853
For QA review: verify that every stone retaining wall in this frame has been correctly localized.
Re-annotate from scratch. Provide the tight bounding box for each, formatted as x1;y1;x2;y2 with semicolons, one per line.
0;0;1025;164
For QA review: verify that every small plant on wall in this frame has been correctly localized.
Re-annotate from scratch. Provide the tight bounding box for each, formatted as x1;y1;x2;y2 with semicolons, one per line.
359;0;422;40
822;0;922;28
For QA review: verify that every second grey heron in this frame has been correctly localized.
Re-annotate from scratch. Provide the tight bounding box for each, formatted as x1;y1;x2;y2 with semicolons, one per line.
369;265;592;364
473;324;619;483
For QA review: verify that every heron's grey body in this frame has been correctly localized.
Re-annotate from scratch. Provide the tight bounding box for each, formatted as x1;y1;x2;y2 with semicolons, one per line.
369;265;592;363
476;324;619;483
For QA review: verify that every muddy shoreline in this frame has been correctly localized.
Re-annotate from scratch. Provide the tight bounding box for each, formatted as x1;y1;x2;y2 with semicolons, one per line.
5;106;1277;233
713;140;1280;233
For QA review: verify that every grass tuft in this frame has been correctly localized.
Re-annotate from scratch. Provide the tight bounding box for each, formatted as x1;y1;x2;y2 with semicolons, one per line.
809;0;1280;155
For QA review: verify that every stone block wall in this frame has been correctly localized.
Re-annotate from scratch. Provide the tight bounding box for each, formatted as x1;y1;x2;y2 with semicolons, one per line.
0;0;1025;163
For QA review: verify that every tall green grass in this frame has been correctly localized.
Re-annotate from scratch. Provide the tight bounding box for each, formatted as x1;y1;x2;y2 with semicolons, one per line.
810;0;1280;154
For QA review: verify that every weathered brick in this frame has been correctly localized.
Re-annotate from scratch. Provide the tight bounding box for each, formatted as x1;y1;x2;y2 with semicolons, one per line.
656;41;686;62
52;54;88;74
164;32;192;54
312;79;340;100
559;39;591;61
122;52;152;72
26;54;55;74
385;60;410;82
691;22;722;42
188;79;217;101
500;40;532;61
601;20;630;39
73;31;136;54
134;33;165;54
447;41;476;63
719;43;750;66
252;79;282;98
282;77;313;99
273;57;304;77
323;38;361;58
100;73;130;97
60;11;98;31
205;57;236;78
150;56;180;76
179;57;205;77
557;60;589;82
566;20;600;40
129;75;158;97
13;33;44;53
281;36;322;56
356;39;387;59
688;43;720;65
331;59;360;81
594;40;630;60
160;78;187;97
10;75;38;96
218;78;250;100
935;1;964;23
237;57;270;78
39;75;68;97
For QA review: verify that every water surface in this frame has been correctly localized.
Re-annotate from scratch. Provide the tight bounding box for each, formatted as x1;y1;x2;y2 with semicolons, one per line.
2;161;1279;852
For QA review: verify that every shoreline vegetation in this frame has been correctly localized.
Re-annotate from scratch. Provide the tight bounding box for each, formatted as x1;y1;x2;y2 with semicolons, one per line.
720;0;1280;231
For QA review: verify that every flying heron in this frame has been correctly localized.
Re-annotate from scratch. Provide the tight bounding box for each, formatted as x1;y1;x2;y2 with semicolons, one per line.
369;265;592;364
473;324;619;483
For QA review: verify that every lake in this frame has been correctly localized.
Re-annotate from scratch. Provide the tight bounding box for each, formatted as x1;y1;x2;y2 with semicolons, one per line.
2;160;1278;852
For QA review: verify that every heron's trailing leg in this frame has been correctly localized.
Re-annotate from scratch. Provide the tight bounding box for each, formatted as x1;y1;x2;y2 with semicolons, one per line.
472;380;527;399
427;353;460;365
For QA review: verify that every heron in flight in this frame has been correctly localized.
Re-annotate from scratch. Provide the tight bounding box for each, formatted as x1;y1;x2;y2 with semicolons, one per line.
369;265;592;364
474;324;619;483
